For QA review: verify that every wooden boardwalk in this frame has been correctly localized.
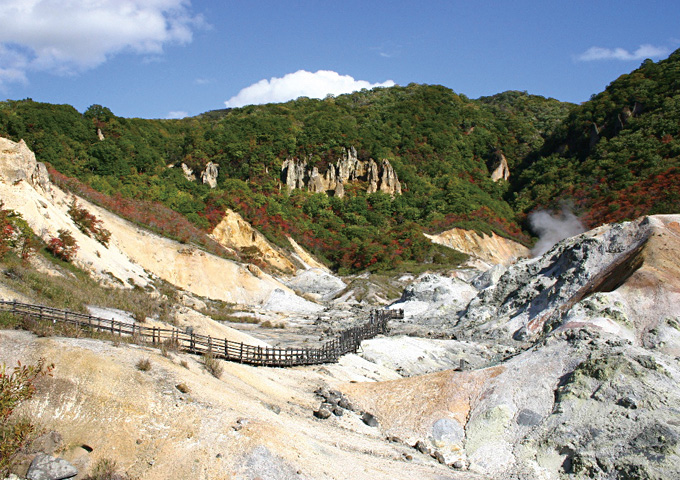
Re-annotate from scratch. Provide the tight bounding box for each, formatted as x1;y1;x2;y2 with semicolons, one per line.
0;300;403;367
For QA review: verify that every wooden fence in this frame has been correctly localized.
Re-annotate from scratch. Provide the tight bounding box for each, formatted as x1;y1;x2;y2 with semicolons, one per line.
0;300;403;367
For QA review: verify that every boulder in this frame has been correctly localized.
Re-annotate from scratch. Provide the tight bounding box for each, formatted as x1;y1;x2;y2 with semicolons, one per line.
26;454;77;480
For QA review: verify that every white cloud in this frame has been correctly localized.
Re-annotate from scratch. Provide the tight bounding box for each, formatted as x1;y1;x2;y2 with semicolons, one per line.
167;110;188;119
224;70;396;108
576;44;670;61
0;0;202;86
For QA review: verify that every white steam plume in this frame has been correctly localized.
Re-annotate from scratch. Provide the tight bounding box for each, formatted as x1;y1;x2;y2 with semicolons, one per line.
529;209;585;257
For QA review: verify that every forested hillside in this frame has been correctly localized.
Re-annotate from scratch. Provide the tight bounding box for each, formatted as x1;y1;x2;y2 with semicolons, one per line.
1;49;679;273
514;49;680;226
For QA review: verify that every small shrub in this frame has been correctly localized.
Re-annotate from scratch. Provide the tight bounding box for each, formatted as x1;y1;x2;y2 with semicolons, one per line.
47;229;79;262
135;358;151;372
0;203;40;262
203;352;223;379
160;338;179;357
68;199;111;248
175;383;190;394
0;358;54;476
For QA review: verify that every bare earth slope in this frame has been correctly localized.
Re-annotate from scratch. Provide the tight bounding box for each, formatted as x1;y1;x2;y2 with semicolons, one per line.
424;228;529;266
0;136;300;306
0;330;476;480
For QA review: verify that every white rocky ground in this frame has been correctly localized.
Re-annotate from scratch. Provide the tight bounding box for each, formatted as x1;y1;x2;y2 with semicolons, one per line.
346;214;680;479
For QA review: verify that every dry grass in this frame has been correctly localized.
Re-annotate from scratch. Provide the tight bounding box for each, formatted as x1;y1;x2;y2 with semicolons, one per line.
160;338;180;358
202;352;223;379
261;320;286;329
83;458;128;480
0;252;177;324
135;358;151;372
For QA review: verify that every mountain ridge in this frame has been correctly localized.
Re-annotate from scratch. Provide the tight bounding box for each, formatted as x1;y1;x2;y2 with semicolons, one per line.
1;50;679;273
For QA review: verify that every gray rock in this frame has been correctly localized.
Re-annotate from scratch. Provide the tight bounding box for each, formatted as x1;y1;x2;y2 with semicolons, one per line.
313;407;332;420
28;431;63;455
27;454;78;480
361;412;379;427
431;418;465;444
516;408;542;426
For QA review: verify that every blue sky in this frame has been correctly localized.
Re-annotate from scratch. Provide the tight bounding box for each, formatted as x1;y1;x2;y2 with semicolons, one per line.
0;1;678;119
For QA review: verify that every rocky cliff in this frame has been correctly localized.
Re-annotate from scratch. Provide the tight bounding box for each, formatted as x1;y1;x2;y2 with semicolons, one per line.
0;137;51;195
424;228;528;266
281;147;402;197
210;209;299;274
178;161;219;188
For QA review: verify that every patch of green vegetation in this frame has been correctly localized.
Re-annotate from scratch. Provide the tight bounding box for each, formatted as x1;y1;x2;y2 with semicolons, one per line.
574;354;636;382
666;317;680;331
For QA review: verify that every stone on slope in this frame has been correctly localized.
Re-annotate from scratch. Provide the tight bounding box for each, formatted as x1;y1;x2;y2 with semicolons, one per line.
27;454;77;480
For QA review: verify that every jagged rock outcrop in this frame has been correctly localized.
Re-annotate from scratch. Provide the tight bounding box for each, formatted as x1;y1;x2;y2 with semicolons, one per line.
334;179;345;198
281;147;402;197
489;150;510;182
201;161;219;188
180;163;194;182
211;209;298;274
379;159;402;194
365;159;380;194
178;162;219;188
281;157;308;191
0;137;51;195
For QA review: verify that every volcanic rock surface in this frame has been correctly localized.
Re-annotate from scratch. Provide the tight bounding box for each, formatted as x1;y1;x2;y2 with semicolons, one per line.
346;215;680;478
